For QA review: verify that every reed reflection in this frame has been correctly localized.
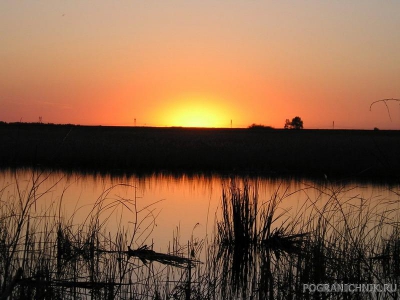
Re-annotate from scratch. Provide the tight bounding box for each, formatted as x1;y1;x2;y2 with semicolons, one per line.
0;168;399;299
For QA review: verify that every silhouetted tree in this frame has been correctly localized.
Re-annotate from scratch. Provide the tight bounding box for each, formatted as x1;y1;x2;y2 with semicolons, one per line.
291;116;303;129
284;119;291;129
284;117;304;129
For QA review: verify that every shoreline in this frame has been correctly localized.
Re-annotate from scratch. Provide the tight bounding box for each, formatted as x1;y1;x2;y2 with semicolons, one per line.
0;123;399;182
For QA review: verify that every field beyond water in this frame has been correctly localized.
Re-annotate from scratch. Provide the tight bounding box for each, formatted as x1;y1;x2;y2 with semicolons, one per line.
0;123;399;180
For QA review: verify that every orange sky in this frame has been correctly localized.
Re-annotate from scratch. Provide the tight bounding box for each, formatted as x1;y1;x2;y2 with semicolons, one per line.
1;1;400;129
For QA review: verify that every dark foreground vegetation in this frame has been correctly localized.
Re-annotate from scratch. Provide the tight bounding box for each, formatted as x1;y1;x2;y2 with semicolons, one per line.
216;181;400;299
1;171;399;299
0;170;203;299
1;123;399;180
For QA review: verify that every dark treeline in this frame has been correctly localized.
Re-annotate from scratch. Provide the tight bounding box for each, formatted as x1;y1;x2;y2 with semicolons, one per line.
0;123;399;181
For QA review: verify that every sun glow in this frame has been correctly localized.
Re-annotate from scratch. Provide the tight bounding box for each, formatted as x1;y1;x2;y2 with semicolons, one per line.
159;95;231;128
172;106;222;127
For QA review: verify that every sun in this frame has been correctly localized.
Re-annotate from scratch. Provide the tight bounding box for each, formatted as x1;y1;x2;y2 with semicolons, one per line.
159;95;231;128
172;105;222;127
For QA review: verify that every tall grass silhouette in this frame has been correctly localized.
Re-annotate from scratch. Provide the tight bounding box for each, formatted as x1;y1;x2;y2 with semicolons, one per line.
1;169;400;299
214;180;400;299
0;169;200;299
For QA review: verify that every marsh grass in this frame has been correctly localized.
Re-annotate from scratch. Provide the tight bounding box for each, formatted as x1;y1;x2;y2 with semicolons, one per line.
218;180;258;246
1;169;400;299
215;180;400;299
0;170;201;299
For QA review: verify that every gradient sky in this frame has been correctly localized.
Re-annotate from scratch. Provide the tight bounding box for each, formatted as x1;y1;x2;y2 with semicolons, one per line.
1;1;400;129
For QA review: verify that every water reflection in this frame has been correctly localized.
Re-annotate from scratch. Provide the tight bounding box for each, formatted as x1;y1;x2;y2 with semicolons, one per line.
0;168;399;299
213;180;400;299
0;170;216;251
0;168;397;251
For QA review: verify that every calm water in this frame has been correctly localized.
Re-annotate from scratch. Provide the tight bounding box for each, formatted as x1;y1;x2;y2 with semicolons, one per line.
1;168;398;252
2;168;400;299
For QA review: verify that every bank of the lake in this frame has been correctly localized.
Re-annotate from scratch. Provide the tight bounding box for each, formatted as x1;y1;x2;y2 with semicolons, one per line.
0;123;399;180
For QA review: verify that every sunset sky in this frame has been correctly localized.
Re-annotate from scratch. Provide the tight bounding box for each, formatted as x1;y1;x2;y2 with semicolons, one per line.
1;1;399;129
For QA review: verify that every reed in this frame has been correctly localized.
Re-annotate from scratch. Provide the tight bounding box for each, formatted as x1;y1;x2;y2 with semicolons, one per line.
0;170;201;299
217;180;309;250
217;180;258;246
214;179;400;299
1;169;400;299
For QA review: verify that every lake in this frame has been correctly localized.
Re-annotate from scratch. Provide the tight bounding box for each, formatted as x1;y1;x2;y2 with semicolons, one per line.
1;168;399;299
1;169;396;249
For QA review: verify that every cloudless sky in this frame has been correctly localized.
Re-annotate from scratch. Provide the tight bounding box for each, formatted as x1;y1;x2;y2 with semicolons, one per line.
1;1;399;129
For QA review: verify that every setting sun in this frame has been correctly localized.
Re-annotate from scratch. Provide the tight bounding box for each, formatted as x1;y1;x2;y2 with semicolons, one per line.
158;95;232;128
172;109;218;127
